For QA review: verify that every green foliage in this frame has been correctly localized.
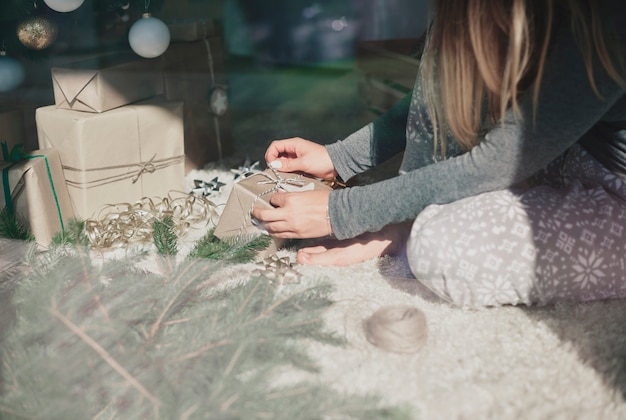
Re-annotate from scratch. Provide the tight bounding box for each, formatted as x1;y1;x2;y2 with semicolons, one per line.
51;219;89;246
188;229;271;264
0;207;33;242
0;241;410;419
153;216;179;257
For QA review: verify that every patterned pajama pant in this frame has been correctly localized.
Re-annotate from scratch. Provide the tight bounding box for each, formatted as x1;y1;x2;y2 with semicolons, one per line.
407;144;626;307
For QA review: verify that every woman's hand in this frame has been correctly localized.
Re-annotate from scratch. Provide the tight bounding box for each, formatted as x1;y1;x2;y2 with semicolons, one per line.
251;189;332;239
265;137;337;179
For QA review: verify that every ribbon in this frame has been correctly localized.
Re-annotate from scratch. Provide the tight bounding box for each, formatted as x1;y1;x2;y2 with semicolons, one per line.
255;166;308;190
229;168;310;243
84;191;218;249
252;254;302;285
62;154;185;189
1;142;65;234
190;177;226;197
230;158;262;180
131;154;157;184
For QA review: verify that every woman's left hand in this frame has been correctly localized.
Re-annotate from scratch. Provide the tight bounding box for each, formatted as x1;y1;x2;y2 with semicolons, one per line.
251;189;332;239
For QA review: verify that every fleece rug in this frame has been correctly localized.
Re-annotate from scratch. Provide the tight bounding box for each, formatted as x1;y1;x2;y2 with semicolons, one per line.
0;164;625;419
188;165;626;419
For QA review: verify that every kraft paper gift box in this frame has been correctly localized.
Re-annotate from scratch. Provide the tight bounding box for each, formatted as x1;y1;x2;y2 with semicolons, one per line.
214;169;331;252
35;98;185;220
1;146;75;246
51;53;163;113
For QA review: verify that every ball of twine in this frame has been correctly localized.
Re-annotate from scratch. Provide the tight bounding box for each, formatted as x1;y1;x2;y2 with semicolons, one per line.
363;305;428;354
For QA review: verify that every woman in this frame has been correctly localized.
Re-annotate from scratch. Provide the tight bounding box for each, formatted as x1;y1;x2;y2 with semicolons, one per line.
251;0;626;307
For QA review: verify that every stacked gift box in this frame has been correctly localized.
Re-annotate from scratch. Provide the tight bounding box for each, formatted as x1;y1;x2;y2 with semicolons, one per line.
162;18;234;171
3;18;233;245
35;50;186;222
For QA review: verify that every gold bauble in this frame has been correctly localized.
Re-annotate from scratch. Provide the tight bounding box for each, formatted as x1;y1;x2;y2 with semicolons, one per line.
16;17;58;50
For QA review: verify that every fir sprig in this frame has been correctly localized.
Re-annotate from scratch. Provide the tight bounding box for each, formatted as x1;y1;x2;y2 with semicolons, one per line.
153;215;178;257
188;229;271;263
51;219;89;246
0;242;411;419
0;208;33;242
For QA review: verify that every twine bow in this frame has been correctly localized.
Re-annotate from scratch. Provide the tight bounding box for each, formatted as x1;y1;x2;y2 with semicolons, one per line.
241;168;309;237
256;166;307;191
131;154;157;184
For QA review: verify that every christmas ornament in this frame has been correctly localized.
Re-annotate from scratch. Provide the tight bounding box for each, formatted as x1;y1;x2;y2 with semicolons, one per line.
208;86;228;116
0;51;25;92
16;16;58;50
42;0;84;13
128;13;170;58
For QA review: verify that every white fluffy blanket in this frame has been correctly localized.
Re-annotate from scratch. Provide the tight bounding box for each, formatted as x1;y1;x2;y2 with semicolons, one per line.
184;166;626;419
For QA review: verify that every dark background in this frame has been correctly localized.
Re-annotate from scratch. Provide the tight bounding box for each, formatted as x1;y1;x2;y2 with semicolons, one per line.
0;0;428;164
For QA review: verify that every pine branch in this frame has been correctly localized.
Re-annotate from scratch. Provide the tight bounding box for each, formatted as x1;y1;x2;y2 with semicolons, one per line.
187;229;270;263
153;216;178;257
49;296;161;415
0;242;411;419
0;208;33;242
51;219;89;246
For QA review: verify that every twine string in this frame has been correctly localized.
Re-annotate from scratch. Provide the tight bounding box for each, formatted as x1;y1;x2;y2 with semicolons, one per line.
234;168;307;242
131;154;157;184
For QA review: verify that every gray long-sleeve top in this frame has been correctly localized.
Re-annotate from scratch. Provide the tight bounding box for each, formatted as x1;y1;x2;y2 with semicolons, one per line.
325;2;626;240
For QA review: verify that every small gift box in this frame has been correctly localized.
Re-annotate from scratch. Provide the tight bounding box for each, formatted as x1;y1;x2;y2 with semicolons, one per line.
51;52;164;113
36;98;185;220
214;169;331;251
1;145;75;246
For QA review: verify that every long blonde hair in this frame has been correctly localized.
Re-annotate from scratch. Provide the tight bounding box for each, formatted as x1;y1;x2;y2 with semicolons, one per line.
421;0;626;157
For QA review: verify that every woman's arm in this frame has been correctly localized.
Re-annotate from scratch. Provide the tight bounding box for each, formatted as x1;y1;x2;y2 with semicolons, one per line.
329;20;626;240
326;92;412;181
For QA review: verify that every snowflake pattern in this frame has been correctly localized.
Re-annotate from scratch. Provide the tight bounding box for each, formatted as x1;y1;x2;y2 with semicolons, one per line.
570;250;606;291
408;144;626;307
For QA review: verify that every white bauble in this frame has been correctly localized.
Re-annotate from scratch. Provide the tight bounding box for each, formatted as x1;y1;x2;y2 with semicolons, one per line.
128;14;170;58
0;52;25;92
43;0;85;13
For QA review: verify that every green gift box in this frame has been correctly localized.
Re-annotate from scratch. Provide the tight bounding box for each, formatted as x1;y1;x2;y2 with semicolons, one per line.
1;145;75;246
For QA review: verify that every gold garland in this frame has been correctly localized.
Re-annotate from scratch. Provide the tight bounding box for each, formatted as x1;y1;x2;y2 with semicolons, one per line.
84;191;218;249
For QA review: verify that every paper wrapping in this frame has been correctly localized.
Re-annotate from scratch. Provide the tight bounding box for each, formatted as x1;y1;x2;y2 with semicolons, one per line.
214;169;331;251
162;39;233;170
35;98;185;220
51;53;164;113
0;108;26;152
1;149;75;246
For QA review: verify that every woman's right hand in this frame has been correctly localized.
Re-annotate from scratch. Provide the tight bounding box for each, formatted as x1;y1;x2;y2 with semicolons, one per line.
265;137;337;179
